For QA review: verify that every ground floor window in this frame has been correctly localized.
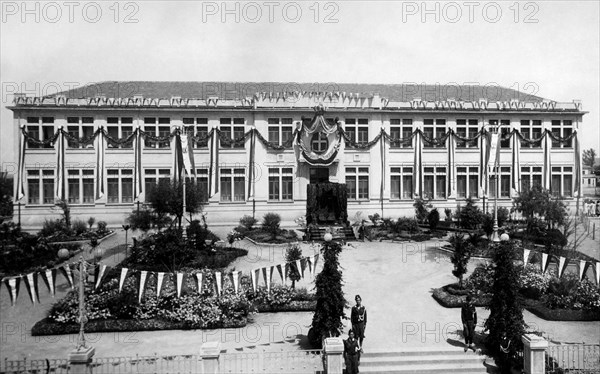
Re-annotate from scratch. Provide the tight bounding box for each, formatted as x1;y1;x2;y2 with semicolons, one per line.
521;166;542;191
221;168;245;202
551;166;573;197
390;166;413;199
346;167;369;200
144;168;171;200
67;169;95;204
268;167;293;201
107;169;133;204
424;166;446;199
196;168;209;202
27;169;54;205
457;166;479;199
489;167;511;198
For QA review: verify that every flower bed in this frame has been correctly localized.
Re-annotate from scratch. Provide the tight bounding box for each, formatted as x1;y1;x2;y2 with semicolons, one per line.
523;299;599;321
431;284;491;308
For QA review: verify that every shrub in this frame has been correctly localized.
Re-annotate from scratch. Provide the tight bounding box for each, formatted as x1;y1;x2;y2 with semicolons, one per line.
97;221;108;233
413;198;431;223
87;217;96;230
459;198;482;230
449;233;472;287
428;208;440;231
39;219;67;238
393;217;420;234
285;244;302;288
368;213;381;226
127;209;154;233
239;215;258;230
444;208;453;222
262;213;281;238
465;264;494;295
72;220;88;236
520;264;550;300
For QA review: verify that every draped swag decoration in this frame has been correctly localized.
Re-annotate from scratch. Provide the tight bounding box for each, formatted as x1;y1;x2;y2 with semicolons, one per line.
15;126;580;202
0;253;320;306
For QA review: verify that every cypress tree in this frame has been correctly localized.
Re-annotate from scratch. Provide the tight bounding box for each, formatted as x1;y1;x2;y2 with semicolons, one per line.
485;241;525;372
308;240;347;348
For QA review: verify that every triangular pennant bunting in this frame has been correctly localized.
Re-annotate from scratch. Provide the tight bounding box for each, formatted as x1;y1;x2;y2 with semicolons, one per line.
175;272;184;298
296;259;304;279
195;272;203;293
24;273;39;304
250;269;258;292
42;269;57;297
579;260;587;281
232;271;240;294
138;271;148;303
523;249;531;267
542;253;550;273
314;254;319;271
215;271;222;296
156;272;165;297
60;264;74;290
558;257;568;278
276;264;284;283
94;264;108;290
262;267;271;293
4;277;20;306
596;262;600;285
307;256;314;276
119;268;129;292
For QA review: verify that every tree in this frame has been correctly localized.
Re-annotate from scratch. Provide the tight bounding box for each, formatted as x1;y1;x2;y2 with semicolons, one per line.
262;213;281;240
428;208;440;232
449;233;472;288
145;179;206;229
309;240;347;348
582;148;597;169
285;243;302;289
485;241;525;373
459;198;482;230
0;173;13;217
413;197;432;224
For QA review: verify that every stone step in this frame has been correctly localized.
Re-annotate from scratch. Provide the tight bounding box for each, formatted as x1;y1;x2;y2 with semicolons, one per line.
357;363;488;374
363;347;481;357
361;354;484;366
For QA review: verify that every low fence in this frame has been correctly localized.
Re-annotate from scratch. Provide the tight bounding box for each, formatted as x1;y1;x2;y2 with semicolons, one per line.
546;344;600;374
1;350;324;374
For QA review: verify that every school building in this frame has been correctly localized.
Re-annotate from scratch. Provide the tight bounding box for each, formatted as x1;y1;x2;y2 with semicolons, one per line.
8;82;585;228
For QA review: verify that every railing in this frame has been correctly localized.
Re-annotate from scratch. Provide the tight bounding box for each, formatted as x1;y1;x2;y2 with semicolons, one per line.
546;344;600;374
1;358;70;374
220;350;323;374
91;354;201;374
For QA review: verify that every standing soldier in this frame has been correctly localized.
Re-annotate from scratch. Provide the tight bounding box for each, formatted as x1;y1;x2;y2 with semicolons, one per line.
461;295;477;352
351;295;367;351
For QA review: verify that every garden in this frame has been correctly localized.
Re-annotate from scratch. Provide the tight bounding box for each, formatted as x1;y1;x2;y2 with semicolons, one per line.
228;213;299;244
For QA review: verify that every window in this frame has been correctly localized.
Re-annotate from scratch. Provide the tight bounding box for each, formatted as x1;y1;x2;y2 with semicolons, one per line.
144;168;171;200
220;118;245;149
489;167;511;198
423;119;446;148
26;117;54;149
520;166;543;191
346;167;369;200
182;118;209;148
423;167;447;199
390;119;413;149
551;120;573;148
66;117;94;149
27;169;55;205
520;120;542;148
390;167;413;199
345;119;369;147
268;167;294;201
220;168;245;202
195;168;209;202
551;166;573;197
106;117;134;149
107;169;133;204
267;118;294;146
67;169;95;204
143;118;171;148
457;167;479;199
311;132;329;154
456;119;479;148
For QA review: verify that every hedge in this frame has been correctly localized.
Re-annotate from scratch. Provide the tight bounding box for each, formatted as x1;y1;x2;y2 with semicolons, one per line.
522;299;600;321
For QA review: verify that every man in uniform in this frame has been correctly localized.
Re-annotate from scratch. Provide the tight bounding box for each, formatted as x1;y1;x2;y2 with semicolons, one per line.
461;295;477;351
351;295;367;351
343;330;360;374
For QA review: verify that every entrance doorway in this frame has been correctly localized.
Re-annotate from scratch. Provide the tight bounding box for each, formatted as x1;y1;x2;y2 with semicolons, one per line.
309;168;329;184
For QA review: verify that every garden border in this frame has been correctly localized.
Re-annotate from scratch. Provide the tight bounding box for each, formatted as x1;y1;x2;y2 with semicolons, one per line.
47;230;116;247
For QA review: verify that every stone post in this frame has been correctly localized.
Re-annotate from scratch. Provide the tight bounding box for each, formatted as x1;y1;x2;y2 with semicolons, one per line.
68;347;95;374
522;334;548;374
201;341;221;374
323;337;344;374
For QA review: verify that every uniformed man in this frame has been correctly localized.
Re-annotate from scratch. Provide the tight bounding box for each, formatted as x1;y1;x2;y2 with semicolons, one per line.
461;295;477;351
343;330;360;374
351;295;367;349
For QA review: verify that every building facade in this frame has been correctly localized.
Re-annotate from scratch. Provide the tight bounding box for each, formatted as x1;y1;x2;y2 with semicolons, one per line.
9;82;585;228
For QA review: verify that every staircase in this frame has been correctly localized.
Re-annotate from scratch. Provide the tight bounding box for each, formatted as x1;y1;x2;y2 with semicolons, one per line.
307;226;355;241
357;347;494;373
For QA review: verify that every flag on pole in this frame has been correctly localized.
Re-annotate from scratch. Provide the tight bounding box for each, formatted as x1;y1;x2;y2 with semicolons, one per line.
413;130;422;197
180;132;196;178
511;131;521;196
573;132;582;198
480;130;490;197
95;128;106;199
447;131;456;198
380;128;386;202
119;268;129;292
156;272;165;297
24;272;39;304
543;131;552;190
248;128;256;199
16;125;26;200
209;129;219;197
55;127;66;199
133;127;143;200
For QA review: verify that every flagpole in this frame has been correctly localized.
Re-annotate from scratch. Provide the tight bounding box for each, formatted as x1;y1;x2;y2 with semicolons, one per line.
491;124;501;242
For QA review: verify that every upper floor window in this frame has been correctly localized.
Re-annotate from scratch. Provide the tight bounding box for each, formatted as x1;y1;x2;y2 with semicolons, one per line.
183;118;209;148
489;119;511;148
268;167;294;201
390;119;413;149
106;117;134;149
311;132;329;154
144;117;171;149
520;120;542;148
267;118;294;146
26;117;54;149
220;118;245;149
66;117;94;149
520;166;542;191
423;119;446;148
551;120;573;148
345;118;369;147
456;119;478;148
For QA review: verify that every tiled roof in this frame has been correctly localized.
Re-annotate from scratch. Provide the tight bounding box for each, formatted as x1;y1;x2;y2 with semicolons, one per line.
51;81;548;102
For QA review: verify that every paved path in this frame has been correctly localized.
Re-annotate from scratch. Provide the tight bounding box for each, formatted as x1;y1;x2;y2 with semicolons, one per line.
1;237;598;361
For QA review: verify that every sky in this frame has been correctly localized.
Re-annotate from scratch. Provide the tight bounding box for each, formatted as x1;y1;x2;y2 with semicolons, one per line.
1;0;599;169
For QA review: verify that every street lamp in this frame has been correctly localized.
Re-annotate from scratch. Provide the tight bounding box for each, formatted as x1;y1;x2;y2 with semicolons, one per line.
122;224;131;258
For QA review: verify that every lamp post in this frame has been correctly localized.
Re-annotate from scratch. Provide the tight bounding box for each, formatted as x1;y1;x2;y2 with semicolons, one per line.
122;224;130;258
489;124;502;242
